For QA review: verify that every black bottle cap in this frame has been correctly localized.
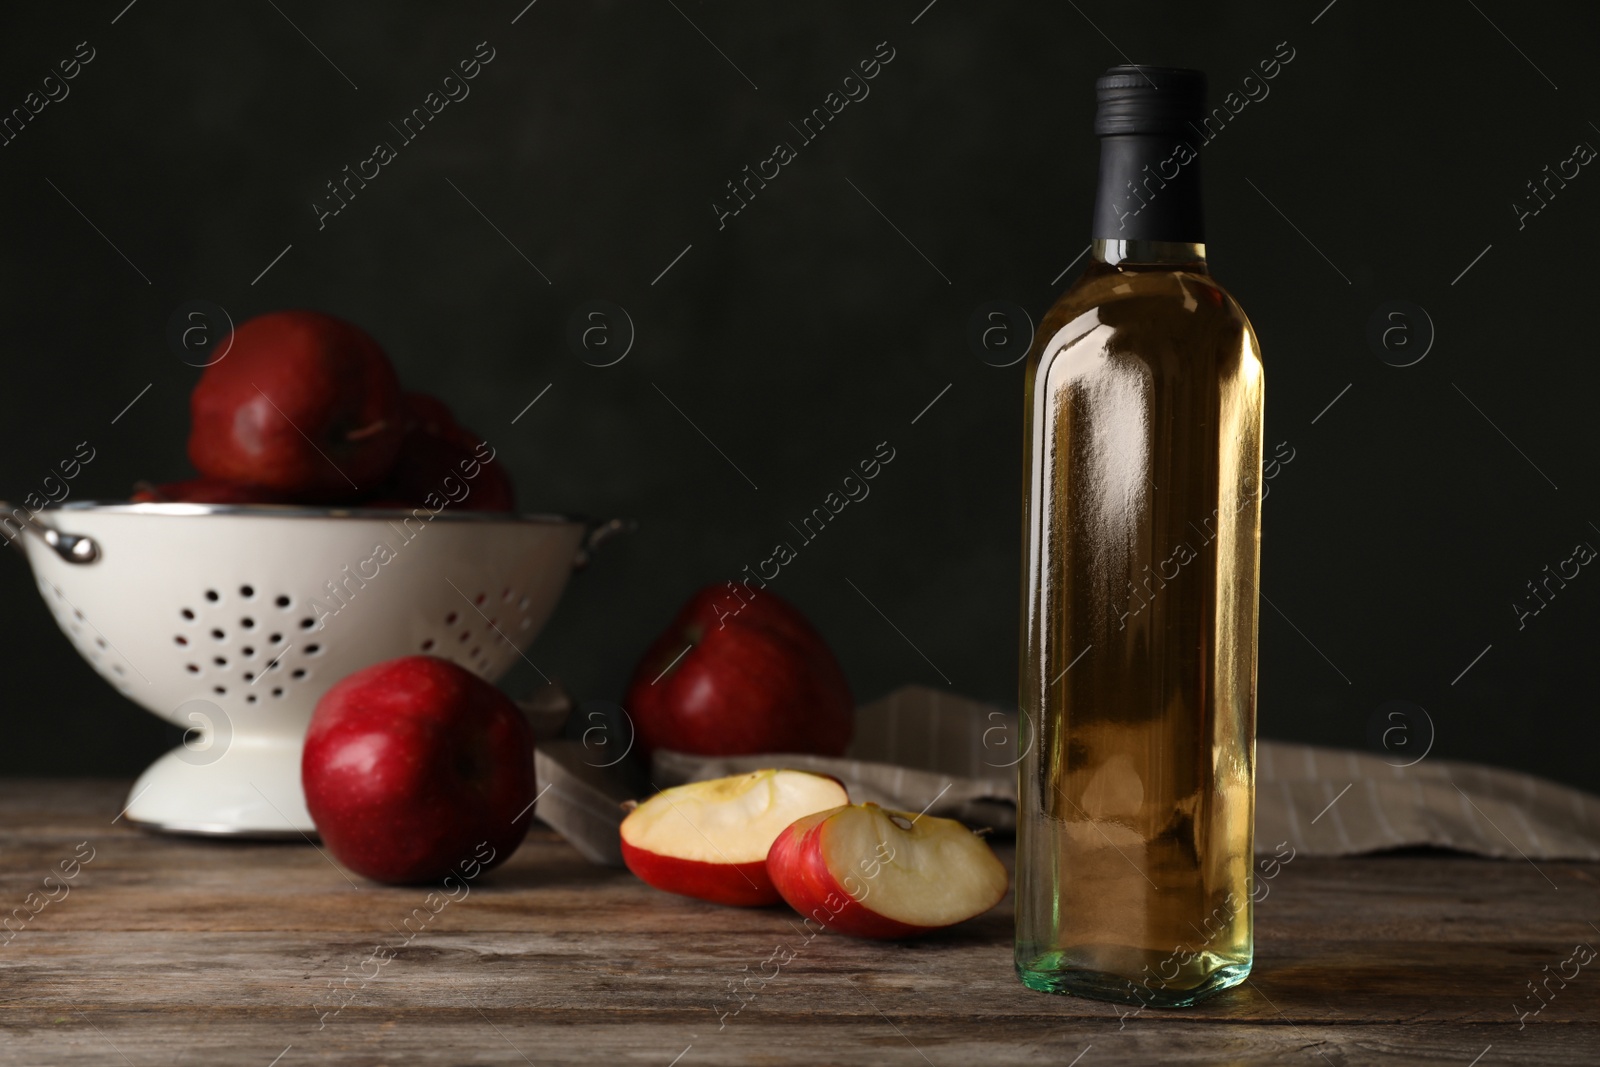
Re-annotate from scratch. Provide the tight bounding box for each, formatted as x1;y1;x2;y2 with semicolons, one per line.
1088;65;1207;243
1093;66;1207;137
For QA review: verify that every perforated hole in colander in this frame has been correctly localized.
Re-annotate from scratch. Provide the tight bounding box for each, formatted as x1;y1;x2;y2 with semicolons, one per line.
173;585;323;700
420;596;538;666
43;592;142;692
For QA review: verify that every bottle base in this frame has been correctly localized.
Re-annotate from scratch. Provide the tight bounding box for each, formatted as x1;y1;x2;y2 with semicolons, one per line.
1016;951;1251;1007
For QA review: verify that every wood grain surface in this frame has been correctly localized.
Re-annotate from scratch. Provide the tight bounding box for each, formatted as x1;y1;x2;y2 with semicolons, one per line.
1;780;1597;1066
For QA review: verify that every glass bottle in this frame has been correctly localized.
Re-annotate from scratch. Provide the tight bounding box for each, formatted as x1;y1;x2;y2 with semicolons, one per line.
1015;66;1264;1007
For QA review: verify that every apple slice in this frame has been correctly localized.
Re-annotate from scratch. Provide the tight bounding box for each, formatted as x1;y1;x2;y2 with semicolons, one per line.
767;803;1009;939
620;769;848;907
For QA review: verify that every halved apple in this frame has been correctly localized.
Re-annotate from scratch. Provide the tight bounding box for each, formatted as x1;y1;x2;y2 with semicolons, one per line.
767;802;1009;939
620;769;849;906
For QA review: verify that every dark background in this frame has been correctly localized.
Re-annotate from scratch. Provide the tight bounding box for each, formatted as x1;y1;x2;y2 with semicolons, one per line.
2;1;1597;791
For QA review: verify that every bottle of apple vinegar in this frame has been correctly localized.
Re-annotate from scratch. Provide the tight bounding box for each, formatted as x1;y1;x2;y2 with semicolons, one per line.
1014;67;1263;1005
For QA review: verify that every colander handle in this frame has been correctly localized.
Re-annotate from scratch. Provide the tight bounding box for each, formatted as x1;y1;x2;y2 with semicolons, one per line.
0;501;101;564
573;517;633;570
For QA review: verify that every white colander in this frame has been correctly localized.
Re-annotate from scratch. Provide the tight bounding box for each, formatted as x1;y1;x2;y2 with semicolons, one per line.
4;501;625;837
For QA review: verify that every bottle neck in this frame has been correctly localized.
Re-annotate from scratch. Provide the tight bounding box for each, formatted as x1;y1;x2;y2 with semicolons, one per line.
1090;132;1205;247
1094;239;1207;268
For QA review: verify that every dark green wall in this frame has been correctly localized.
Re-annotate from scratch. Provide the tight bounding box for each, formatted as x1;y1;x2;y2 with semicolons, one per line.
2;1;1597;792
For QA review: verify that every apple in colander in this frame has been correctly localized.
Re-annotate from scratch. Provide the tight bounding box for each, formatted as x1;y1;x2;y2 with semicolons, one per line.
365;392;516;512
187;310;405;497
130;478;292;505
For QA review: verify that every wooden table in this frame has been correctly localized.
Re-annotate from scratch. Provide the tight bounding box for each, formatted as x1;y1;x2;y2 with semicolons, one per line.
2;780;1596;1065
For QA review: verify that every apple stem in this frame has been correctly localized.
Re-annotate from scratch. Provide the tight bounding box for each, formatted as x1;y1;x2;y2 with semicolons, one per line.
345;419;388;442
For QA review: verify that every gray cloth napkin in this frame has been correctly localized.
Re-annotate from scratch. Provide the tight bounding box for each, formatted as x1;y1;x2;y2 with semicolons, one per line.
649;685;1600;862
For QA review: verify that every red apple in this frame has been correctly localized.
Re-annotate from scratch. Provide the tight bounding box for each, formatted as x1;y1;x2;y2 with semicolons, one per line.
767;803;1008;939
372;392;515;512
302;655;535;884
130;478;291;505
188;310;404;497
624;586;853;757
620;769;849;906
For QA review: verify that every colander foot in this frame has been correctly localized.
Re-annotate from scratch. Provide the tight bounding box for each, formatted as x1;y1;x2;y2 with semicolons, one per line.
121;736;315;838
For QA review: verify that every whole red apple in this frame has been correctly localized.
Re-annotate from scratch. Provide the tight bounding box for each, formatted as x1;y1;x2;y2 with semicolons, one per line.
188;310;405;497
372;392;515;512
624;586;853;758
302;655;535;884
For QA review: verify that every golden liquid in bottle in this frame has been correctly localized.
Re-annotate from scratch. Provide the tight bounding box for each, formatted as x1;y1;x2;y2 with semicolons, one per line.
1015;240;1262;1006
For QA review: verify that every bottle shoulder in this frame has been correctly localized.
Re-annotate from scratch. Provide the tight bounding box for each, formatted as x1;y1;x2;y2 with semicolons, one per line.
1030;264;1261;382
